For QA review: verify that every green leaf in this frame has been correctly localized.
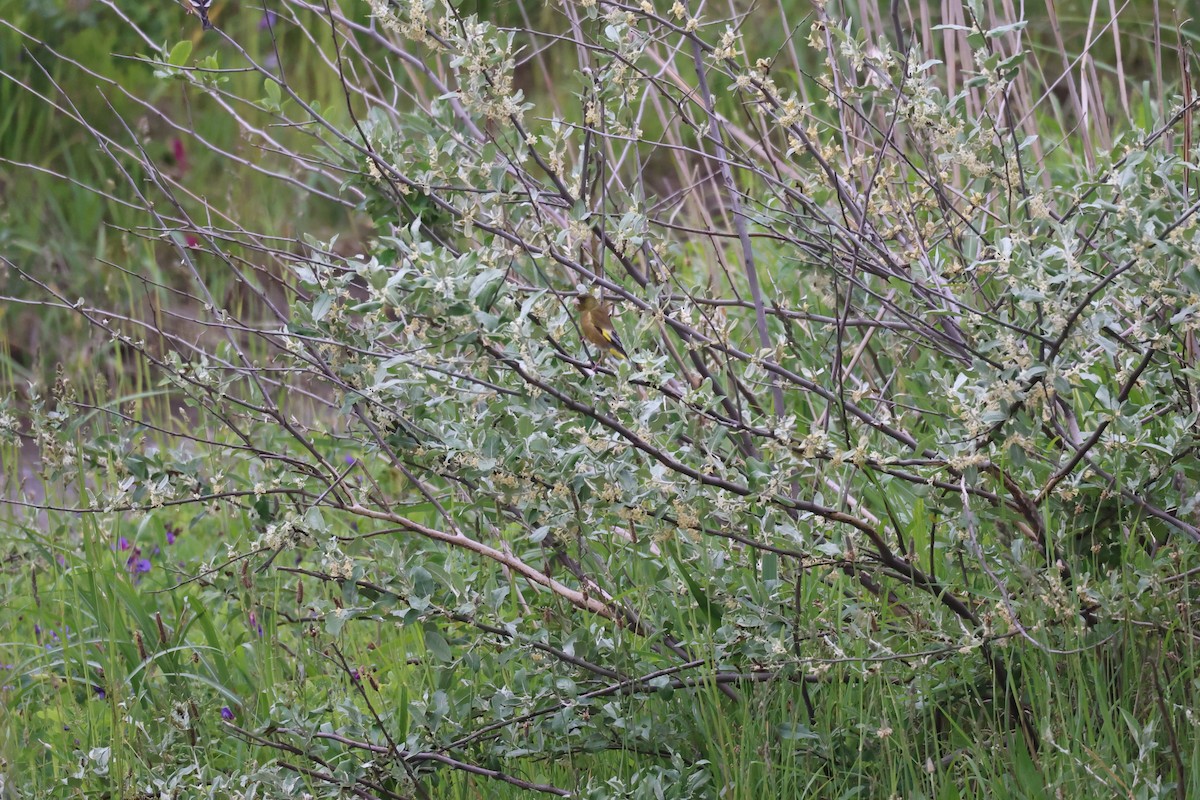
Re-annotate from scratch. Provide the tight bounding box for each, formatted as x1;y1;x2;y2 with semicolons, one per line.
265;78;282;104
312;293;334;322
395;683;410;742
263;78;283;110
469;268;507;311
423;625;454;662
668;543;723;629
168;40;193;67
760;552;778;582
304;506;327;534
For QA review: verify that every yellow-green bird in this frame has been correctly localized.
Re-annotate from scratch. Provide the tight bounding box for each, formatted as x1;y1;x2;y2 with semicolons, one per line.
577;294;628;361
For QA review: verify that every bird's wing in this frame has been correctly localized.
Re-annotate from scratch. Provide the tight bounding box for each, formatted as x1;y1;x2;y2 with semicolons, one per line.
599;325;628;358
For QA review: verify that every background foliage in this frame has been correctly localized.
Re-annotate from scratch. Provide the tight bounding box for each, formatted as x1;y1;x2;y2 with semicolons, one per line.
3;0;1200;798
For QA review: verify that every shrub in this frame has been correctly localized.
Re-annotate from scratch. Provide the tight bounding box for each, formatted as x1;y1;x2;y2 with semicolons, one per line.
2;1;1199;798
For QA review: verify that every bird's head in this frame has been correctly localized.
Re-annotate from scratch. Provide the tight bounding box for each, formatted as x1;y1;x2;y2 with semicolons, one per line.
577;294;600;312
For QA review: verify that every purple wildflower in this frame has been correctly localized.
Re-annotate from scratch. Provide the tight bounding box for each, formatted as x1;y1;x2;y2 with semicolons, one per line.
122;543;152;578
221;706;234;721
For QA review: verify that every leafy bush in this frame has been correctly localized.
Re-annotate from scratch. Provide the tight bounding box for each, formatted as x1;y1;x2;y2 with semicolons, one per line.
2;1;1199;798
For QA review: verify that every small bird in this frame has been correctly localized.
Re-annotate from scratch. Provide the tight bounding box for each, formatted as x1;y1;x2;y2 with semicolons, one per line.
577;294;628;361
190;0;214;29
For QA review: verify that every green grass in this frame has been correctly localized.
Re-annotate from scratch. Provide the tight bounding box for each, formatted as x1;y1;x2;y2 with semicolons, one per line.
7;475;1194;797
